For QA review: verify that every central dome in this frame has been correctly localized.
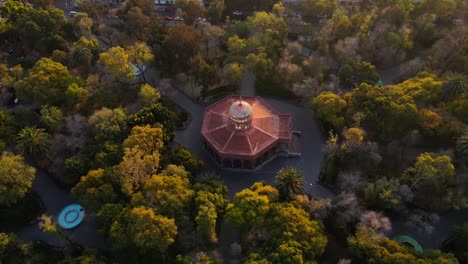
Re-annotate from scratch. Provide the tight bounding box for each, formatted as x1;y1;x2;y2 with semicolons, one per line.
228;100;252;130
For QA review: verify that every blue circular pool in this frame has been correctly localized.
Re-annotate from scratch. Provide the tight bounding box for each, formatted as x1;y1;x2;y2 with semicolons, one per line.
58;204;85;229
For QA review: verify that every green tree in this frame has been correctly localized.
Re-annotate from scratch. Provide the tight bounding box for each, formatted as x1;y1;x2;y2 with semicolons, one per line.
349;227;458;264
443;72;467;100
138;84;161;107
39;105;63;133
195;201;218;243
123;125;164;154
109;206;177;254
348;83;418;140
397;72;443;107
310;92;347;130
268;203;327;261
127;103;176;143
275;167;304;200
69;37;102;71
338;60;379;88
71;169;118;211
206;0;224;23
65;83;90;111
17;127;51;159
128;42;154;82
141;165;193;220
89;107;127;141
443;221;468;264
0;153;35;206
225;182;274;230
175;0;205;24
118;147;160;195
299;0;337;21
15;58;77;106
98;46;135;81
160;24;201;75
403;152;456;210
171;147;204;174
189;55;219;98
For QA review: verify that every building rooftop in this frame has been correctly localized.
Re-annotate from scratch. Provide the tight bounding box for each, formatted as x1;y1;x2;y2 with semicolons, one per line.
201;96;292;159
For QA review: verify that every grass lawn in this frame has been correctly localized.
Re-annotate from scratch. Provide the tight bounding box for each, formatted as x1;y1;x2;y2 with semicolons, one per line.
0;192;44;233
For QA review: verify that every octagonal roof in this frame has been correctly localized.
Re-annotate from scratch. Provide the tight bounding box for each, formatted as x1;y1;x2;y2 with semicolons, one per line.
201;96;292;159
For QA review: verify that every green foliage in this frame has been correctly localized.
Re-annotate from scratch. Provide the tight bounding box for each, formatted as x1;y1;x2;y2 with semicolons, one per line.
363;179;399;210
403;152;457;210
123;125;164;155
226;183;273;230
98;46;135;80
65;83;90;111
63;156;87;185
160;24;201;75
349;228;458;264
0;110;16;144
128;103;176;143
443;72;467;100
443;221;468;264
138;84;161;107
0;1;68;53
118;147;160;196
275;167;304;200
175;0;205;24
348;83;418;140
299;0;336;21
140;165;193;220
17;127;51;159
310;91;347;130
40;105;63;133
171;147;204;175
89;107;128;142
0;233;17;256
15;58;78;107
397;72;443;107
109;206;177;255
338;60;379;88
71;169;118;211
193;173;228;243
0;153;35;206
226;182;327;263
195;201;217;243
128;42;154;82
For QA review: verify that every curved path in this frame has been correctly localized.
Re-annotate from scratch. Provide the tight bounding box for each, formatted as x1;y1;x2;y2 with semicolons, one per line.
158;78;333;199
159;78;468;250
16;166;109;249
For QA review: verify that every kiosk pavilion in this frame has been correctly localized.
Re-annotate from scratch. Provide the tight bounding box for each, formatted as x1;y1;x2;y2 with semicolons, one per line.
201;96;292;170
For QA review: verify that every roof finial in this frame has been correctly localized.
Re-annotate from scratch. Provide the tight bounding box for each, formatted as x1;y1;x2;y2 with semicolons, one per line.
239;95;243;106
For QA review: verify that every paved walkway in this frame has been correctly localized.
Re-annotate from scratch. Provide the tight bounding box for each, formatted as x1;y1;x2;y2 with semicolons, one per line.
158;78;333;199
159;78;468;250
16;167;109;249
240;71;256;96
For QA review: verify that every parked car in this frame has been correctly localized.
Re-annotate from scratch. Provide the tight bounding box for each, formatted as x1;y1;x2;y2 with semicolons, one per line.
232;10;242;16
164;16;173;21
69;11;78;17
174;16;184;21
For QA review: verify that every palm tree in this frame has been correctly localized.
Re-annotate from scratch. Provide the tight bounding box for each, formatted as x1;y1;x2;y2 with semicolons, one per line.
70;45;93;69
17;126;51;159
275;167;304;200
443;72;467;100
456;130;468;166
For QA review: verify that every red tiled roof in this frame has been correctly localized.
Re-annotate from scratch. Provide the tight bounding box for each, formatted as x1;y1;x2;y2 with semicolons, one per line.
201;96;292;159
